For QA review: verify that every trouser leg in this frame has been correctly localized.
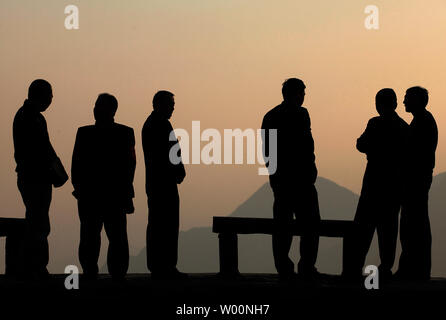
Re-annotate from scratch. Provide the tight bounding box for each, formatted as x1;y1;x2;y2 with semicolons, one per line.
376;204;399;275
104;211;129;278
78;201;103;276
398;176;432;279
146;191;180;273
272;189;294;275
297;185;321;273
346;195;377;277
18;179;52;274
398;204;412;275
409;193;431;278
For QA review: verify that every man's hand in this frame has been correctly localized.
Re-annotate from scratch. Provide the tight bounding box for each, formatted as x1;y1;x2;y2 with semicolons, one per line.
123;198;135;214
176;164;186;184
176;170;186;184
310;163;318;184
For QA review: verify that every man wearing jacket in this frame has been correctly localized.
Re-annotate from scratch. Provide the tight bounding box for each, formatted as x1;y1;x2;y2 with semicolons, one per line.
13;79;63;280
72;93;136;280
345;89;409;281
396;86;438;281
261;78;320;279
142;90;187;280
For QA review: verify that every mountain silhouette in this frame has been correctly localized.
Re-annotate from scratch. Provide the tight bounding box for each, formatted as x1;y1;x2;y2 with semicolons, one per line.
126;177;362;274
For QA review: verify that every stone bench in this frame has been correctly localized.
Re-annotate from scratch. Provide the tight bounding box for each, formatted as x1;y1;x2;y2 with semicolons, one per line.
212;217;354;276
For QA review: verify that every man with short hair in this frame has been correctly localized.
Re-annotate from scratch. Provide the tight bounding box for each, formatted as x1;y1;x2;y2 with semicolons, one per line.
261;78;320;279
142;90;187;280
396;86;438;281
72;93;136;280
13;79;64;279
344;88;409;281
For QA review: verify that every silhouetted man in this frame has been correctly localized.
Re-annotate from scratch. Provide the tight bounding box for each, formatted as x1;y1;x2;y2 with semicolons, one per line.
72;93;136;280
261;78;320;279
142;90;187;280
13;79;65;279
396;86;438;281
344;89;409;281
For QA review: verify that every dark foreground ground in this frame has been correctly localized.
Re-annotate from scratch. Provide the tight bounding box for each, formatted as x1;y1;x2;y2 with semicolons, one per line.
1;273;446;318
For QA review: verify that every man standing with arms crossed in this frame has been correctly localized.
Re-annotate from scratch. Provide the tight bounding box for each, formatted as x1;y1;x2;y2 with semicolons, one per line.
262;78;320;280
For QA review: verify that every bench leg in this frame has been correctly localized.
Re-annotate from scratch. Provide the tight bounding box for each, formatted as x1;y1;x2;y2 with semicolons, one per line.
5;234;25;277
218;233;240;277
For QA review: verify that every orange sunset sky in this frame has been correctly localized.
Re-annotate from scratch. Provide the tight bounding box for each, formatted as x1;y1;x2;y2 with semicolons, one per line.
1;0;446;272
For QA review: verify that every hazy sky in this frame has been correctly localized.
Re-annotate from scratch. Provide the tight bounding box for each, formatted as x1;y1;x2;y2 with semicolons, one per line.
1;0;445;271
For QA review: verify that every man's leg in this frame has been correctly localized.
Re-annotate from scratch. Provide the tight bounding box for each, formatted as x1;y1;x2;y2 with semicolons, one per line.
272;186;295;275
398;175;432;279
18;178;52;275
104;209;129;279
343;194;377;278
411;181;432;279
147;189;180;274
78;200;103;277
165;193;180;271
376;201;399;278
297;185;321;275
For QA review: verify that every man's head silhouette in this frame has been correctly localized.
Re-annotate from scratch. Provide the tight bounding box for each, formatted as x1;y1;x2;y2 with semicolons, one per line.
94;93;118;122
282;78;306;107
28;79;53;112
404;86;429;114
153;90;175;119
375;88;397;116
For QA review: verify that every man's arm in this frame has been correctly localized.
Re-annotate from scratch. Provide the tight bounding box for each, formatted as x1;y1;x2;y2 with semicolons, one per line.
261;114;271;168
302;108;317;183
127;128;136;196
166;122;186;184
71;128;83;199
356;119;376;154
142;121;174;183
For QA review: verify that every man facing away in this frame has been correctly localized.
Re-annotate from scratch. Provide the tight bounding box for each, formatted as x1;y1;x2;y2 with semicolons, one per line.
261;78;321;280
396;86;438;281
343;89;409;281
71;93;136;280
142;90;187;280
13;79;65;280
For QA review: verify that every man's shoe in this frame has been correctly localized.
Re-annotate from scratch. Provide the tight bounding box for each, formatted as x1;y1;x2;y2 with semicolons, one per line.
297;267;321;281
278;271;297;282
378;268;393;284
81;273;98;281
151;269;189;280
28;269;52;282
393;270;411;281
111;274;127;282
170;269;189;280
341;271;364;284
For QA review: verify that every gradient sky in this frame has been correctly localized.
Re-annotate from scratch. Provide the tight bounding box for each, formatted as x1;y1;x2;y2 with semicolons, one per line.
1;0;445;271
